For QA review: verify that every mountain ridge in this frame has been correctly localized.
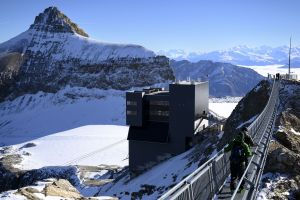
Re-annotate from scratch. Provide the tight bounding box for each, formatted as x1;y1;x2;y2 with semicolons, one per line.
0;7;174;101
159;45;300;65
170;59;264;97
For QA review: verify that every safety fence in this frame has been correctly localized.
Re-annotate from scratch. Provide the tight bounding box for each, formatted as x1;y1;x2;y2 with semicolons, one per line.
158;80;279;200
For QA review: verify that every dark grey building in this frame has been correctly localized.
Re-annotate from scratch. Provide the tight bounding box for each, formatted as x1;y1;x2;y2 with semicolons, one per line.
126;81;209;175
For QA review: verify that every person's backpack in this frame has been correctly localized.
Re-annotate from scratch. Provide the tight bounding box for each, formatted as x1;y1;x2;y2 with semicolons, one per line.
230;144;244;164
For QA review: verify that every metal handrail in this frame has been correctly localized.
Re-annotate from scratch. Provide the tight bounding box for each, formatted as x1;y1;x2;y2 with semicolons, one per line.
159;79;279;200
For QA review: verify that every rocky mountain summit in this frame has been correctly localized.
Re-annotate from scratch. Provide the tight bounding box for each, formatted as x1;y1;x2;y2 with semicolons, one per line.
30;7;89;37
170;60;264;97
0;7;174;101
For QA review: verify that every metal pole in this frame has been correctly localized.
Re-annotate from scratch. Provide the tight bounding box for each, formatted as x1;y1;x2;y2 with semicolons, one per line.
288;36;292;79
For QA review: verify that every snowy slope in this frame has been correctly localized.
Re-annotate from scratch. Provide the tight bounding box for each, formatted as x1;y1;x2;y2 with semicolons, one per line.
0;86;237;170
0;29;155;63
0;6;155;61
0;87;126;146
0;85;239;199
0;87;129;170
16;125;128;170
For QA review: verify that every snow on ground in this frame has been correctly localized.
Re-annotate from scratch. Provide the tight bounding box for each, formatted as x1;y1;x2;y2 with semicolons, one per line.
209;96;242;103
97;147;202;200
0;86;126;146
240;64;300;78
257;172;291;200
0;86;242;199
290;128;300;136
0;86;239;199
18;125;128;170
0;87;129;170
209;102;237;118
0;85;240;170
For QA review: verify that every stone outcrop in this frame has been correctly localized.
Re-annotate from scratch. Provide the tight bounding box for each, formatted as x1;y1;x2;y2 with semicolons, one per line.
43;179;82;199
30;7;89;37
265;141;300;174
15;187;41;200
274;129;300;154
218;80;271;148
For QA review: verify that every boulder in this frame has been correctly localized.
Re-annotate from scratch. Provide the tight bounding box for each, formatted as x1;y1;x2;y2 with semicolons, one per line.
15;187;41;200
274;130;300;154
265;141;300;175
43;179;82;199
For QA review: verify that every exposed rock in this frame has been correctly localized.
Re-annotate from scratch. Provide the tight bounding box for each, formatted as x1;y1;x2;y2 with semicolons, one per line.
43;179;82;199
19;166;79;188
30;6;88;37
219;80;271;148
265;141;300;174
19;142;37;149
274;130;300;154
15;187;41;200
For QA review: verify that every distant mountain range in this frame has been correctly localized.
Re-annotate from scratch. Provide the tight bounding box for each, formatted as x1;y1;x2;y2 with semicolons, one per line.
159;45;300;66
171;60;264;97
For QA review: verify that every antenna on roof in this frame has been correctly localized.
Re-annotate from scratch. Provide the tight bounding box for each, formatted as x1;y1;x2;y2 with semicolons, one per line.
288;36;292;79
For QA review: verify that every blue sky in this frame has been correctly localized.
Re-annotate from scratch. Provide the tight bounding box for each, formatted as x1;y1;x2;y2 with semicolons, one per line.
0;0;299;52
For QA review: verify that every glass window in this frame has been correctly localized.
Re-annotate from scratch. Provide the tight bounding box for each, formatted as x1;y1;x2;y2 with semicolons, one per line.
127;110;137;115
149;110;169;116
127;101;137;106
149;101;169;106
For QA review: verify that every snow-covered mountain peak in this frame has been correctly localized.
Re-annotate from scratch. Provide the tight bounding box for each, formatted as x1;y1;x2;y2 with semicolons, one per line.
0;7;173;101
29;6;89;37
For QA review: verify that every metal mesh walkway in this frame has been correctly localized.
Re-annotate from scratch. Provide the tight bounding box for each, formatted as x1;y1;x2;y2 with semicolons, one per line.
159;79;280;200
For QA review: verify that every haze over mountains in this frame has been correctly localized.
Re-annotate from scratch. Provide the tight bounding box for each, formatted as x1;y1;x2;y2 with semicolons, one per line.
159;45;300;66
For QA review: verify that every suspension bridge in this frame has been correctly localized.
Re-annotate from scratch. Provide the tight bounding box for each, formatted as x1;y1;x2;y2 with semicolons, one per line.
158;79;280;200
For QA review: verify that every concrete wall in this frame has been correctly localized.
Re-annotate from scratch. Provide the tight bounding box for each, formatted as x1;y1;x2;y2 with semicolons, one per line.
195;82;209;118
169;83;195;153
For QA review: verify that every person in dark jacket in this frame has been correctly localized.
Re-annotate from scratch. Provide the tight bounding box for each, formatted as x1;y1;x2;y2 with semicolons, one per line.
240;126;254;167
225;132;252;192
241;127;254;147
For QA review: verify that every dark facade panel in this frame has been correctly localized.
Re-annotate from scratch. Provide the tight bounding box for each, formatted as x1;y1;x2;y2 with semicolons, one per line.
169;83;196;152
129;140;172;173
127;81;210;175
127;122;169;143
126;92;144;126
